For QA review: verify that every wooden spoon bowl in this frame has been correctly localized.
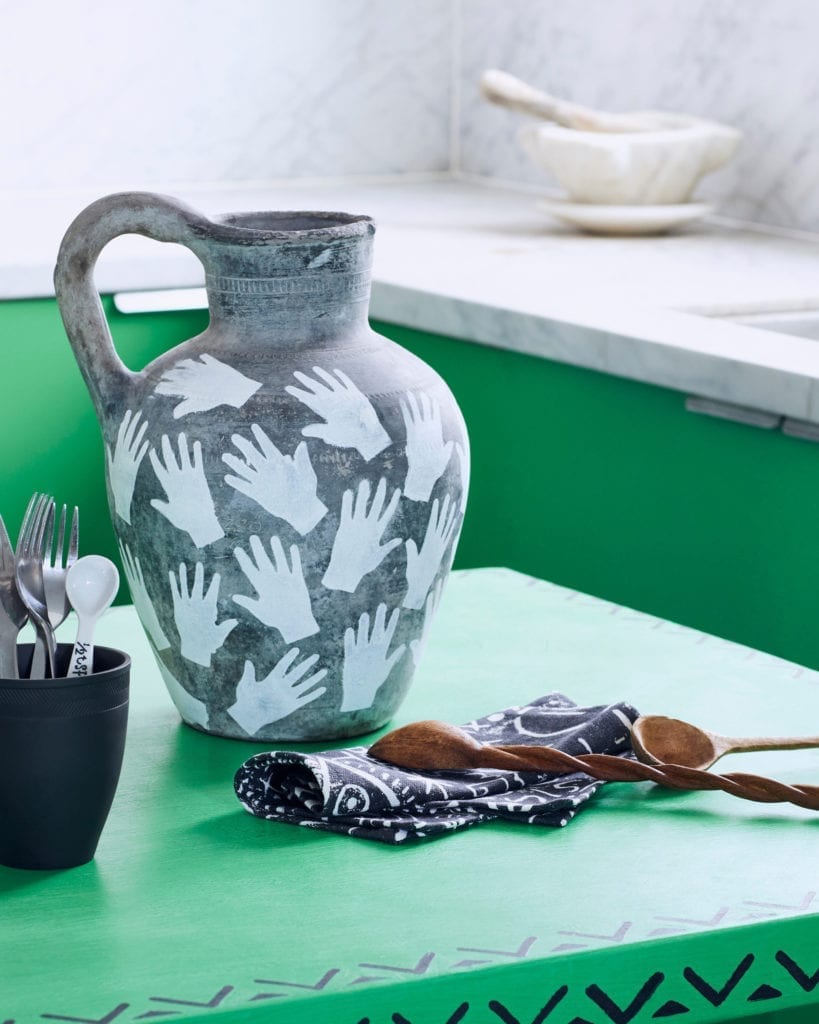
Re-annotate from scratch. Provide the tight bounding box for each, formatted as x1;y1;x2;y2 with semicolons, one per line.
368;720;569;772
631;715;819;771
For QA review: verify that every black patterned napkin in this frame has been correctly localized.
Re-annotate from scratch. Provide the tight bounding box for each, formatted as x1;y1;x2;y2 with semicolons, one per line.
234;693;639;844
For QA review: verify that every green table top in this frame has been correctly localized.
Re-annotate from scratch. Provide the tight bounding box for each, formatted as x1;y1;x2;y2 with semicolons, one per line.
3;567;818;1024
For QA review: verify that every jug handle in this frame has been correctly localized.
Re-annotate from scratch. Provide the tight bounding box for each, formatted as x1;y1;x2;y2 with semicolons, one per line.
53;191;211;417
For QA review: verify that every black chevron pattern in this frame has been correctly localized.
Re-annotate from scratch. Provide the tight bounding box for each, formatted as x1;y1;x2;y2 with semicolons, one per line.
20;936;817;1024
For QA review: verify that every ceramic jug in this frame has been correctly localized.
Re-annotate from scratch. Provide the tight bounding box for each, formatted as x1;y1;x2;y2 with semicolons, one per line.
55;192;469;741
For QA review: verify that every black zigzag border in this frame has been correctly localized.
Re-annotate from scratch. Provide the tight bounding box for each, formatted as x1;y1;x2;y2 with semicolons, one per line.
7;941;819;1024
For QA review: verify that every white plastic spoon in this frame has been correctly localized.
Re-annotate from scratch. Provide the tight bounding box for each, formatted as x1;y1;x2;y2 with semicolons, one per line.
65;556;120;678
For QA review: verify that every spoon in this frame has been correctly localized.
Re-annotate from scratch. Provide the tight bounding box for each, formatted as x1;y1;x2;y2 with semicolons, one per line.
368;719;819;812
65;555;119;678
630;715;819;771
369;720;551;771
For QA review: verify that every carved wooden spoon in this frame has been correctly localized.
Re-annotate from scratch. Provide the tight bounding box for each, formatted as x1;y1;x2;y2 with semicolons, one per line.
631;715;819;771
368;719;819;812
369;719;561;772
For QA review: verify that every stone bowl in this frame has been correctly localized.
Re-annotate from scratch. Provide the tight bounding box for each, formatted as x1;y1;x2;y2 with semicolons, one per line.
519;114;741;206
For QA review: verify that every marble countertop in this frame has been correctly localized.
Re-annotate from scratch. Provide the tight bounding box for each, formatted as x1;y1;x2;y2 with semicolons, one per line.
5;179;819;421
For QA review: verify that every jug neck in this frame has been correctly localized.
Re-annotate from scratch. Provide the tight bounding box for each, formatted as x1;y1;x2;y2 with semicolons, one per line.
199;211;375;348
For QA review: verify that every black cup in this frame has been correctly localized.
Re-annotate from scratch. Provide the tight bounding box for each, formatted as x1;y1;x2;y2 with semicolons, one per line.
0;643;130;870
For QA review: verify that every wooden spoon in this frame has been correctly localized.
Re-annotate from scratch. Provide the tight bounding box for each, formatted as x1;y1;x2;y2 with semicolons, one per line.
630;715;819;771
368;720;564;772
367;719;819;812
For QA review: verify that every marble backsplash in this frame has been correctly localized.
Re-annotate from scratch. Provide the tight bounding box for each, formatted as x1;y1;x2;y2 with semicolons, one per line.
2;0;816;237
0;0;453;193
456;0;819;234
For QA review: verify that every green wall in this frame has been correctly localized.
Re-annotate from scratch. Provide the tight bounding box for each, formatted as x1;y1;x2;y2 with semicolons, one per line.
2;297;818;670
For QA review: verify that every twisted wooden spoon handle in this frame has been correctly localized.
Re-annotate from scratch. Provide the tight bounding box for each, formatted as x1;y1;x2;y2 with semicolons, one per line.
492;746;819;811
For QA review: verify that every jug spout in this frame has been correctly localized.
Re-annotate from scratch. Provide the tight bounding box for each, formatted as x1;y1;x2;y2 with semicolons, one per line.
55;195;377;419
202;211;375;350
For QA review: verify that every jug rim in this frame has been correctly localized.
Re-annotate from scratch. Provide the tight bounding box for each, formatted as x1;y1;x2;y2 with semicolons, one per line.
209;210;375;243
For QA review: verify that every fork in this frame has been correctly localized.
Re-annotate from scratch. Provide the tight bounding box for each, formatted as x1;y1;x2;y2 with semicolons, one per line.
0;515;28;678
16;494;57;678
30;502;79;678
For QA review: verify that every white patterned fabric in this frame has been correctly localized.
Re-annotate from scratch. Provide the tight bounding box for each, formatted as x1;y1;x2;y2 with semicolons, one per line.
234;693;639;843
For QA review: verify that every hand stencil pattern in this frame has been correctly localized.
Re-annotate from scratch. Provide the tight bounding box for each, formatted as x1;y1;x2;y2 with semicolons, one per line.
341;603;406;712
150;433;224;547
227;649;327;736
156;657;209;730
454;440;470;515
401;391;454;502
223;426;327;535
285;366;390;460
410;578;443;667
119;541;170;650
113;330;464;737
170;561;238;667
233;535;318;642
403;494;458;610
155;354;261;419
322;478;402;593
107;409;149;524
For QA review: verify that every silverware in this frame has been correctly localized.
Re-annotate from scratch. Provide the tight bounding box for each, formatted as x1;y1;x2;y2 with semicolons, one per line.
0;515;28;678
16;494;57;678
30;503;79;678
66;555;119;678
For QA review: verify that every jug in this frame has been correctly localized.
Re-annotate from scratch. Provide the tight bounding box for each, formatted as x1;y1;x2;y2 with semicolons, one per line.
55;192;469;740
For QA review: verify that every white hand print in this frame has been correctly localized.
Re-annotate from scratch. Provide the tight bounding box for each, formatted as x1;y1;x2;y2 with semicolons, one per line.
233;535;318;642
149;433;224;547
410;578;443;666
341;603;406;712
401;391;454;502
119;541;170;651
222;426;327;535
454;440;470;515
170;562;238;667
155;354;261;419
322;478;402;593
403;494;458;610
107;409;149;525
227;649;327;736
155;657;209;730
285;366;391;460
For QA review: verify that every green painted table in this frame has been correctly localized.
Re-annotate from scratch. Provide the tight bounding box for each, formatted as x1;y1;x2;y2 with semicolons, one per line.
3;568;819;1024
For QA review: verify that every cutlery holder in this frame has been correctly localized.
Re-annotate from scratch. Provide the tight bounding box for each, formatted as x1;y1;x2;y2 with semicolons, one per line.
0;644;130;870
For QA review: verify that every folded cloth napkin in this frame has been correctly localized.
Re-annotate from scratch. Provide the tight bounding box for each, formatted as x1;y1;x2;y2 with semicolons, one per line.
234;693;639;844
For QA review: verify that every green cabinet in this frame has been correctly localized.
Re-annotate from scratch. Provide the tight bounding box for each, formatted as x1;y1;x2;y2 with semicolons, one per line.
2;297;817;670
0;296;208;589
379;322;819;673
